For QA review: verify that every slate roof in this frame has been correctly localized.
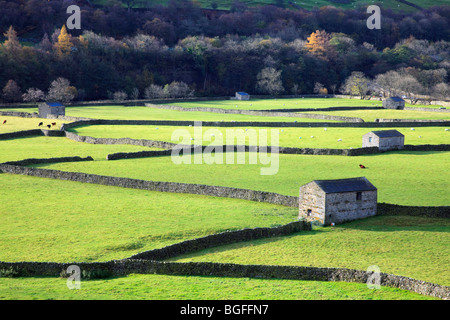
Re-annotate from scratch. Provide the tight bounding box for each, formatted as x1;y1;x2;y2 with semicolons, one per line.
370;130;404;138
387;97;404;102
312;177;377;194
45;102;64;107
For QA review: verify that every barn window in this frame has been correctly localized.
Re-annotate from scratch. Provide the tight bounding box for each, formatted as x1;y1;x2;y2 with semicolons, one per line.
356;192;362;201
368;137;372;143
307;209;312;217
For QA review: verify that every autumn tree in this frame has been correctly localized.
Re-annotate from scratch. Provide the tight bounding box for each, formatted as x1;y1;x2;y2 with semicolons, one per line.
54;25;73;58
2;80;22;102
2;26;21;52
306;30;332;58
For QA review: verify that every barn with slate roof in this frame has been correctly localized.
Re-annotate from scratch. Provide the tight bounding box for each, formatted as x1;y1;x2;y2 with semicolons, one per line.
235;92;250;100
362;130;405;151
298;177;377;225
383;97;405;109
38;102;65;118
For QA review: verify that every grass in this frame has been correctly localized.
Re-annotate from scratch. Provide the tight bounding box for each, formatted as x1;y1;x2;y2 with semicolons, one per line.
170;215;450;286
0;116;68;133
306;109;450;122
0;106;341;122
68;124;450;149
0;274;435;300
33;151;450;206
0;136;163;163
1;98;448;300
0;174;297;262
166;98;382;110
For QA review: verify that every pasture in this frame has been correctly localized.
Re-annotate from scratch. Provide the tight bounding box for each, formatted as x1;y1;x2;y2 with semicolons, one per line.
67;124;450;149
0;97;448;300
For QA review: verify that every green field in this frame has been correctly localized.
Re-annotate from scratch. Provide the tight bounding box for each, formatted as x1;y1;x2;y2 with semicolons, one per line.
33;151;449;206
0;174;297;262
171;215;450;286
165;98;382;110
67;124;450;148
0;135;163;163
0;273;435;300
1;98;449;300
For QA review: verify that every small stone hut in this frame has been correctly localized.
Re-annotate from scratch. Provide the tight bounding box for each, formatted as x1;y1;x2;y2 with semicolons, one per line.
298;177;377;226
362;130;405;151
235;92;250;100
38;102;65;118
383;97;405;109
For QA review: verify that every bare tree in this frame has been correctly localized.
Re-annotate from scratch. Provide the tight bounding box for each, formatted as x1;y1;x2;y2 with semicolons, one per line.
113;91;128;102
432;83;450;101
22;88;45;103
163;81;194;98
256;67;284;95
144;84;165;99
341;72;372;100
47;78;77;103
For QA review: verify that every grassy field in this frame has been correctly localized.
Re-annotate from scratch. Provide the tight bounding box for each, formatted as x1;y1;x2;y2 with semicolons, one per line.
0;117;67;133
1;98;448;300
306;109;450;122
34;151;450;206
0;174;297;262
0;274;435;300
0;107;341;123
0;135;163;163
68;124;450;148
166;98;382;110
171;215;450;286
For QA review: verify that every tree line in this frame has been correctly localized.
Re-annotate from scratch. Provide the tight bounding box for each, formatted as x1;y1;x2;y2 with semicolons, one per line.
0;0;449;102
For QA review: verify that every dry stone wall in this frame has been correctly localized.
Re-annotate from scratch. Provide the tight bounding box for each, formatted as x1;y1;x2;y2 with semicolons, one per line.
0;259;448;299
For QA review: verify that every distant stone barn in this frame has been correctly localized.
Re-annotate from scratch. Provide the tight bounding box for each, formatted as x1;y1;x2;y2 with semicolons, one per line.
38;102;65;118
298;177;377;226
383;97;405;109
235;92;250;100
362;130;405;151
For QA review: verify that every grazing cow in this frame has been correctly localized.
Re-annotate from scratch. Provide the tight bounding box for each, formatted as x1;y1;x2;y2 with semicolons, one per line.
51;122;56;126
2;120;6;125
38;122;43;126
47;124;51;129
359;164;366;169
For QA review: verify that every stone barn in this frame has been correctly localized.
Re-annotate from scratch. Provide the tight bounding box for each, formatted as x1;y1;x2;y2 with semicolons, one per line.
298;177;377;226
362;130;405;151
235;92;250;100
38;102;65;118
383;97;405;109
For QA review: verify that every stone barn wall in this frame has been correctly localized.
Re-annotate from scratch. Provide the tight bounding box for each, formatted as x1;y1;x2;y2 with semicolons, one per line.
378;136;404;151
298;183;326;223
325;190;378;225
